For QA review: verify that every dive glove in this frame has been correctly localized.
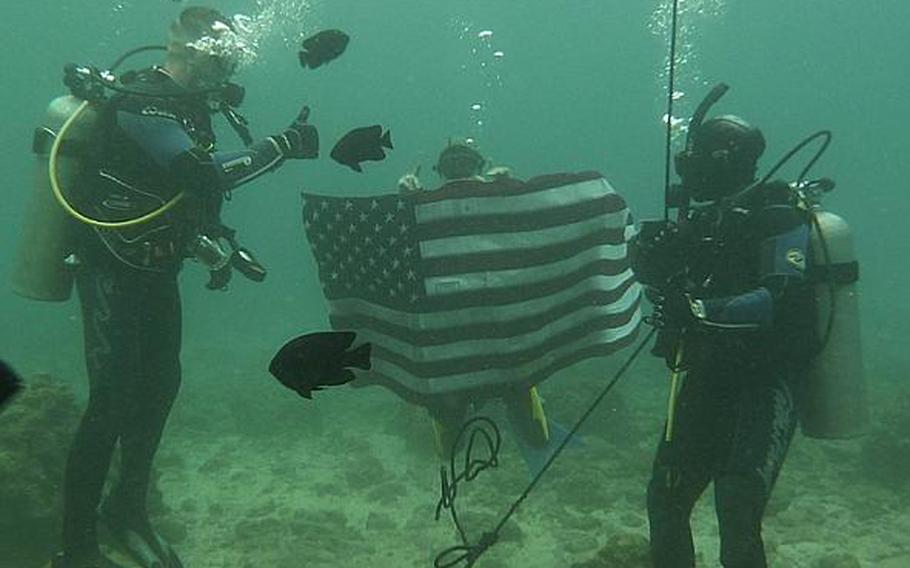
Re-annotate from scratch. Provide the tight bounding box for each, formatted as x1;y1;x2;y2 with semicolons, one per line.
646;284;696;330
631;220;686;288
271;105;319;159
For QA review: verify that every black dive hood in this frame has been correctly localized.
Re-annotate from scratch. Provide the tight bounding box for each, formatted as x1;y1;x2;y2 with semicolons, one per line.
64;45;252;145
672;83;772;205
667;83;732;207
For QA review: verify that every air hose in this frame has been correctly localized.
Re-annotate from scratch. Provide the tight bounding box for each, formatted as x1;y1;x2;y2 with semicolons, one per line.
48;99;185;228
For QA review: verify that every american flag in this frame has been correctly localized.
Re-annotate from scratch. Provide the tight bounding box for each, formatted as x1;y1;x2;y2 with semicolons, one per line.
302;172;641;402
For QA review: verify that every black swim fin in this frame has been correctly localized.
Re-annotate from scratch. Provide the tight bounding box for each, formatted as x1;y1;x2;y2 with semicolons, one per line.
49;551;128;568
513;419;583;480
100;509;183;568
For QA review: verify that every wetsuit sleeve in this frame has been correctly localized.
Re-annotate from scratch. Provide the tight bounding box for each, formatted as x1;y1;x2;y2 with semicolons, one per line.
116;110;196;168
116;110;286;194
690;204;810;330
210;138;286;189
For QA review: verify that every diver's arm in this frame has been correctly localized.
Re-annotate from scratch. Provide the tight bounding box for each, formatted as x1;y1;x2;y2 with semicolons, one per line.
210;139;286;189
117;105;318;194
209;106;319;190
689;205;811;330
114;109;267;192
178;133;316;193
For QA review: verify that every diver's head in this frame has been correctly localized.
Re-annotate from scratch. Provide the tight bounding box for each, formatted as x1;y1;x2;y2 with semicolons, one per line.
675;115;765;202
434;141;486;181
165;7;244;90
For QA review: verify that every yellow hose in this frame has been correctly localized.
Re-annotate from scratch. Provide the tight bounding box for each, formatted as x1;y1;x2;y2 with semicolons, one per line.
664;342;686;443
49;99;184;228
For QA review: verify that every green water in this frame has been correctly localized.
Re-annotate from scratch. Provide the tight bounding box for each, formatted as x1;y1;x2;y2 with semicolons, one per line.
1;1;908;566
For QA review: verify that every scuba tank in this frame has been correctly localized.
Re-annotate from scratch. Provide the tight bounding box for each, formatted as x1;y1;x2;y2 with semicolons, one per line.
10;95;98;301
11;49;266;298
799;187;867;439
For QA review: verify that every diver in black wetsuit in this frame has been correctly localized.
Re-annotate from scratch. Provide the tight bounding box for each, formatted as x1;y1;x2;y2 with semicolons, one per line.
52;7;318;568
633;103;818;567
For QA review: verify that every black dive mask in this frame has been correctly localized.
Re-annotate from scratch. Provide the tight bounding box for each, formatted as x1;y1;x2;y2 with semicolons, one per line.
674;85;765;202
675;146;744;202
435;144;486;180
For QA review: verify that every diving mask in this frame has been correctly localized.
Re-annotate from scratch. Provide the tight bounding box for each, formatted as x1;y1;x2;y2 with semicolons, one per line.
184;15;257;80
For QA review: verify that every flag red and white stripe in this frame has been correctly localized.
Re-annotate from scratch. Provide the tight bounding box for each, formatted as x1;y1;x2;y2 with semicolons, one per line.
302;171;641;401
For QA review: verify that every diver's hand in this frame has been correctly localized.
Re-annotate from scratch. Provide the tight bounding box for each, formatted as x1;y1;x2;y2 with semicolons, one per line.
397;173;423;194
485;166;512;180
647;284;696;330
271;106;319;160
631;220;684;287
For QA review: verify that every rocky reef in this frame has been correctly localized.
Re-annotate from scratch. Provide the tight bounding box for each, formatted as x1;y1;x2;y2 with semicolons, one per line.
0;372;181;564
0;373;80;564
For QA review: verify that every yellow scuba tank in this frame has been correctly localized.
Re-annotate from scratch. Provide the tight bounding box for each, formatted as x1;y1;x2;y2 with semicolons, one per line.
800;209;868;439
10;95;98;302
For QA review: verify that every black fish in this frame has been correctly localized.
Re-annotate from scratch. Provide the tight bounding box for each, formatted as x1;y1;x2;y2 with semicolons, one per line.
269;331;371;399
1;360;23;411
299;29;350;69
330;125;393;172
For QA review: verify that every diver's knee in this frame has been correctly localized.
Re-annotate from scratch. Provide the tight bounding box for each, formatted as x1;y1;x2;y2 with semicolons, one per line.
84;391;134;431
715;473;767;517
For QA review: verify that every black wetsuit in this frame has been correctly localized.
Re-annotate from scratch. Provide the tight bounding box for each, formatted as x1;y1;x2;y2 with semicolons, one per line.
636;183;817;568
61;67;291;559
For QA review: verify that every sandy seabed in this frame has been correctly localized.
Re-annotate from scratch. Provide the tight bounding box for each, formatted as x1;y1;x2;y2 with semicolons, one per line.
138;351;910;568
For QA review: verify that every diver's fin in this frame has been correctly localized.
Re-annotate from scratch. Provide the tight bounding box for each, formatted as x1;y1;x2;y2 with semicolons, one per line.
548;419;583;449
49;551;128;568
100;513;183;568
514;419;582;479
381;129;393;150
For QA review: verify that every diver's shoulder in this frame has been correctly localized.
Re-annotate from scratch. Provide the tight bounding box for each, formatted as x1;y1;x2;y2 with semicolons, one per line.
759;179;794;204
111;67;188;108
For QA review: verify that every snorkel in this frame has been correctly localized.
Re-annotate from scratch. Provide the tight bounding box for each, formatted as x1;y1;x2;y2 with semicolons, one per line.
671;83;737;207
675;83;834;212
683;83;730;155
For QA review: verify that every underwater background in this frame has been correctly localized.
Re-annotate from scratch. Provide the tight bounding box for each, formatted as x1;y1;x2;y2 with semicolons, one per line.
1;1;908;566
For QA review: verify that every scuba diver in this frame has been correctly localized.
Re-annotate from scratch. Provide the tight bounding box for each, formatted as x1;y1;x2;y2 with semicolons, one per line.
399;141;571;476
633;86;821;568
396;140;511;193
37;7;318;568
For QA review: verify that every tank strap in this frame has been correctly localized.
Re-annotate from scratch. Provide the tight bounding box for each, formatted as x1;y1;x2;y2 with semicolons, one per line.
808;261;859;284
